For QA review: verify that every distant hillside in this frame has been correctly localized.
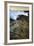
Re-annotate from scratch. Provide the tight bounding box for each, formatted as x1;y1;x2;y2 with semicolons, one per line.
17;15;29;22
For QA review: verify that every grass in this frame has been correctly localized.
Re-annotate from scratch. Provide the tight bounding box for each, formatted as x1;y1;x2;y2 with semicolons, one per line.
10;15;29;40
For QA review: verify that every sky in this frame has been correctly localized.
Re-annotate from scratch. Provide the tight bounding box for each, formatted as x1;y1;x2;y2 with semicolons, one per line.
9;10;28;20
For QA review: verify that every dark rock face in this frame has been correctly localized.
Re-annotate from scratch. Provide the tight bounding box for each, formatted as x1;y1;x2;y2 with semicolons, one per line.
10;15;29;40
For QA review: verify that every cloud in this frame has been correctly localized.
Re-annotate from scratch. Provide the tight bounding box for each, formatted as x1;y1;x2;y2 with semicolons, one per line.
10;11;28;20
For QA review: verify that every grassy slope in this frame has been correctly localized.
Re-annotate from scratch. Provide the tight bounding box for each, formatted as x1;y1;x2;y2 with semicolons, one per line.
10;15;29;40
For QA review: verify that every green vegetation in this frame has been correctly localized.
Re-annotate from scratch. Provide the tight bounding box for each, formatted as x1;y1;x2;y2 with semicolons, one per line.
10;15;29;40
